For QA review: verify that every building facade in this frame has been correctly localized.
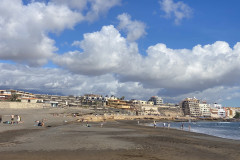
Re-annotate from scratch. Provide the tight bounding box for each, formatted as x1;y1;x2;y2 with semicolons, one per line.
149;96;163;105
181;98;200;117
199;102;211;117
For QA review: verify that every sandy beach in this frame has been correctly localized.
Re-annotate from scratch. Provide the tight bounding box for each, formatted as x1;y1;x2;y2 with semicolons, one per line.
0;108;240;160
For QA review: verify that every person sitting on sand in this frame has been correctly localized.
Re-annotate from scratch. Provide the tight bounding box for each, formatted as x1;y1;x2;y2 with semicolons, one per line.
11;115;14;124
17;115;21;124
38;121;44;127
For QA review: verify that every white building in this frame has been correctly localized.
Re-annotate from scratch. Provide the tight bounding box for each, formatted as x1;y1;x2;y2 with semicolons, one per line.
199;102;211;117
149;96;163;105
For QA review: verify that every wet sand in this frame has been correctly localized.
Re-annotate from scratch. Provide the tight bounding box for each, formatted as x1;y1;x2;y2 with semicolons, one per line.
0;119;240;160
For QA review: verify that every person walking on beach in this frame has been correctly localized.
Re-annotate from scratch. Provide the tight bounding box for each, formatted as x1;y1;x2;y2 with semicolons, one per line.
168;123;170;129
0;115;2;123
181;123;184;130
163;122;166;128
153;121;157;128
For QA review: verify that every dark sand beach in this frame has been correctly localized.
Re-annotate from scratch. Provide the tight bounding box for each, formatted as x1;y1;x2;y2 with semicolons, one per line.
0;119;240;160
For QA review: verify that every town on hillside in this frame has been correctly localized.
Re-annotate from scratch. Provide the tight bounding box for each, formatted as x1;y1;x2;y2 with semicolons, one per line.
0;89;240;119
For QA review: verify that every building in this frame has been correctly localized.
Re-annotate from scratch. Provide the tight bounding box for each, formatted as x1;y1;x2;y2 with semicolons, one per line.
181;97;200;117
0;90;11;100
199;101;211;117
149;96;163;105
210;103;226;118
107;99;131;109
140;105;160;115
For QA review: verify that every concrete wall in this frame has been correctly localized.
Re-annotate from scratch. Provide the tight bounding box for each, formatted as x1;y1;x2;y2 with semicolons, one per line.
0;102;50;109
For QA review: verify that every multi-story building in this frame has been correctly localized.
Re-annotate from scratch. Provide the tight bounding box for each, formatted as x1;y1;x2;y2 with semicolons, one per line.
181;97;200;117
149;96;163;105
199;101;211;117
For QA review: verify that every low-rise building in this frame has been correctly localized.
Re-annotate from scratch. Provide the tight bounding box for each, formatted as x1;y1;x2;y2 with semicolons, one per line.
140;105;160;115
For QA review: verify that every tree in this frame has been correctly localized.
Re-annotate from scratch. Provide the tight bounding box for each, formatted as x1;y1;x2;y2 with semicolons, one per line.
120;96;125;100
10;94;18;101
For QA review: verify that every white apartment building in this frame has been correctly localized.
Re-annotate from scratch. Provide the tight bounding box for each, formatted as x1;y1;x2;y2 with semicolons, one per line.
199;102;211;117
149;96;163;105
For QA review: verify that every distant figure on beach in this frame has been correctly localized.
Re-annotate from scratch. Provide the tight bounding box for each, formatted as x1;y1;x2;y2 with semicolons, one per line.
188;124;191;131
0;115;2;123
163;123;166;128
168;123;170;129
38;120;44;127
153;121;157;128
181;123;184;130
137;120;139;125
17;115;20;124
11;115;14;124
101;122;103;128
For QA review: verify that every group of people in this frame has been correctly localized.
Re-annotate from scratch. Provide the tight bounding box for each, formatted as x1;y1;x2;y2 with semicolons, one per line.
0;114;22;124
35;119;45;127
153;121;171;129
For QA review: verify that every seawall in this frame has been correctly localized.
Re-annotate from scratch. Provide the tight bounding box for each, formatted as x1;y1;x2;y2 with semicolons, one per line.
0;102;49;109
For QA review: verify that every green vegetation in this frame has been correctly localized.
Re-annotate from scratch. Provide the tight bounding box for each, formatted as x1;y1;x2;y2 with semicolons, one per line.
9;94;20;102
233;112;240;119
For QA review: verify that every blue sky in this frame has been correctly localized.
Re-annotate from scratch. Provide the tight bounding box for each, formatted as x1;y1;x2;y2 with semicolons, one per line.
1;0;240;107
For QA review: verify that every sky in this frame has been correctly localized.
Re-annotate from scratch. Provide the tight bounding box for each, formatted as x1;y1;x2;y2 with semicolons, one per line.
1;0;240;106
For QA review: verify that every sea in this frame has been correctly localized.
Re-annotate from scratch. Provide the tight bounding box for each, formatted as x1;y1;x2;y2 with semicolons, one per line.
154;121;240;140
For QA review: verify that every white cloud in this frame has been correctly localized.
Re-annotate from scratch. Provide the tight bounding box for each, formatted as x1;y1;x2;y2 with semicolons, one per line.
54;24;240;100
117;13;147;41
0;63;158;100
50;0;88;11
54;25;140;75
85;0;121;22
2;62;240;104
0;0;121;66
164;86;240;105
159;0;192;24
0;0;83;66
50;0;121;22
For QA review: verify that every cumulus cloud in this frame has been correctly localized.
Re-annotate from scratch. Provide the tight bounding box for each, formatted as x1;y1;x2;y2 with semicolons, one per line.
50;0;88;11
85;0;121;22
54;25;140;75
0;0;83;66
117;13;147;41
0;0;121;66
50;0;121;22
123;41;240;96
159;0;192;24
54;24;240;99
